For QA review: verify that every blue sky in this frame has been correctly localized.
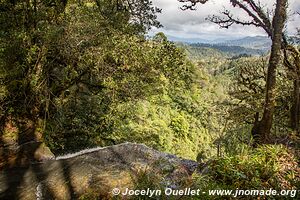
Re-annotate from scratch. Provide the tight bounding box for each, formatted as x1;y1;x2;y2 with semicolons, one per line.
151;0;300;40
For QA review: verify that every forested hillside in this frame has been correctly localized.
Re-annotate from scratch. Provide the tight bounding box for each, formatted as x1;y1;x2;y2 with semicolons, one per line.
0;0;300;199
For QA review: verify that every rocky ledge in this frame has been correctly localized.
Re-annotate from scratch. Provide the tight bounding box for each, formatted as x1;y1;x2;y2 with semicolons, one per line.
0;143;199;199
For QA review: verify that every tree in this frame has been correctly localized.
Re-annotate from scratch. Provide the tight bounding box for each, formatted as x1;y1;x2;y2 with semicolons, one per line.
279;12;300;135
179;0;288;144
283;42;300;134
0;0;161;147
0;0;68;144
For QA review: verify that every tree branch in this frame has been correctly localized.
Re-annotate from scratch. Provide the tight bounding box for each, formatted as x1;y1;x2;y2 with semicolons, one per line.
179;0;273;38
208;9;261;29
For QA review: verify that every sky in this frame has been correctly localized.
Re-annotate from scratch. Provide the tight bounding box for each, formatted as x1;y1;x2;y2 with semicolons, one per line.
150;0;300;40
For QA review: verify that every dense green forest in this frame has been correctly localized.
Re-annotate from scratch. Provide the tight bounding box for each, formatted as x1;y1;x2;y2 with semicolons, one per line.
0;0;300;199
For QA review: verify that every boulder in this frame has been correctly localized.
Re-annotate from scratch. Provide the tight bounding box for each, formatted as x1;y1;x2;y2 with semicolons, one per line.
0;143;199;200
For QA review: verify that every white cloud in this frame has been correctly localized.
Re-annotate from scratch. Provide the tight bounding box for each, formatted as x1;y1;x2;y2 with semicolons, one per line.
151;0;300;40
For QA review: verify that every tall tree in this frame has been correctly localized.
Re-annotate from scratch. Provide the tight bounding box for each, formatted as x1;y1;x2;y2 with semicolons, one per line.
179;0;288;144
0;0;161;145
284;42;300;134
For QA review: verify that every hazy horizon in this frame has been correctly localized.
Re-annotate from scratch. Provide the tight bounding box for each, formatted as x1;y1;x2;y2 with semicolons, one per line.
149;33;271;44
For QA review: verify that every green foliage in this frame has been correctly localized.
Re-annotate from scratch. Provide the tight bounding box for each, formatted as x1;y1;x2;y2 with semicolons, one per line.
184;145;300;200
212;56;295;154
0;0;165;152
0;0;221;161
180;43;226;60
35;10;222;158
208;145;300;190
1;1;300;199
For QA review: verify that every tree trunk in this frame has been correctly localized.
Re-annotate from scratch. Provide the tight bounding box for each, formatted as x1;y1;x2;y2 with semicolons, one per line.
291;79;300;134
252;0;287;144
287;46;300;134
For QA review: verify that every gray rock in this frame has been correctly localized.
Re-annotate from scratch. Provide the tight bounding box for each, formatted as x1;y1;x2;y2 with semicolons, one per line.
0;142;199;200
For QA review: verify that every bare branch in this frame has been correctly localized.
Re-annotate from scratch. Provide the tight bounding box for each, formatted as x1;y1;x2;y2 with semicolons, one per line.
179;0;273;38
228;0;272;37
245;0;273;36
207;9;261;29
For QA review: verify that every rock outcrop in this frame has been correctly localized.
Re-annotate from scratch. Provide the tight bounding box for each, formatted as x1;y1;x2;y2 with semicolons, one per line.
0;143;199;200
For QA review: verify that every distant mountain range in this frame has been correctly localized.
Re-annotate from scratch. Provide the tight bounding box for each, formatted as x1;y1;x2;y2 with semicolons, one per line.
219;36;271;52
189;43;266;56
167;35;212;44
167;35;272;55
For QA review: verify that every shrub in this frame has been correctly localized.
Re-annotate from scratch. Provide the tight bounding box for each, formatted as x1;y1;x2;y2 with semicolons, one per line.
209;145;300;190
